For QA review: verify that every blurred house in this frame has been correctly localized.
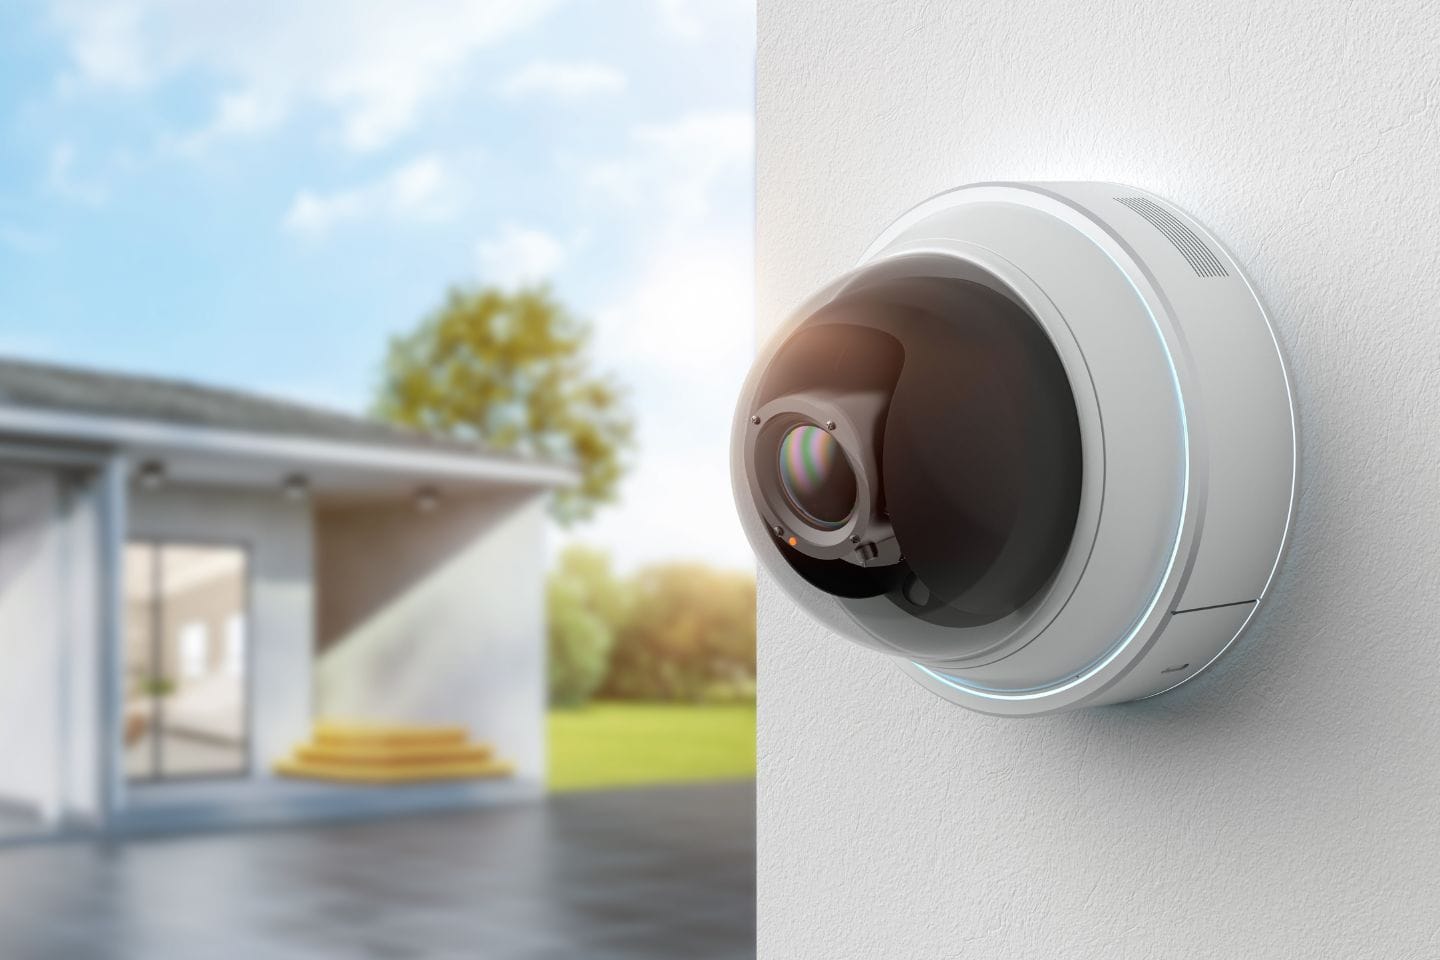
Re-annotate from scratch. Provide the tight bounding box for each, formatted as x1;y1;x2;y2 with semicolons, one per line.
0;357;572;841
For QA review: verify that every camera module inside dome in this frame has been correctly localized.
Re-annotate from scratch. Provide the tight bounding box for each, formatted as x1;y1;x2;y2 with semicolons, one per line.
740;265;1083;627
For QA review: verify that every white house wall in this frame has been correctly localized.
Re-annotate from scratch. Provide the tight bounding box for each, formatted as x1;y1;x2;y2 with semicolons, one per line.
756;1;1440;956
314;490;548;784
127;484;313;780
0;473;64;825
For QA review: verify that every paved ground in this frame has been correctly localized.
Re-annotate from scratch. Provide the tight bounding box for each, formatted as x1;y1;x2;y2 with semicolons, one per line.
0;781;755;960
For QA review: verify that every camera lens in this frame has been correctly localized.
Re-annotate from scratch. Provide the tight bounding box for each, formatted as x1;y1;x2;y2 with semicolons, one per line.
778;424;857;529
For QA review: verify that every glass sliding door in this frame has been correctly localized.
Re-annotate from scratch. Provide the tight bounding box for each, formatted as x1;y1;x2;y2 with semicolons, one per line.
123;542;250;782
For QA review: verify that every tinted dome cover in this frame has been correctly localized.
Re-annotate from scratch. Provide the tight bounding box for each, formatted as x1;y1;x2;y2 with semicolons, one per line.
875;278;1082;621
754;274;1082;623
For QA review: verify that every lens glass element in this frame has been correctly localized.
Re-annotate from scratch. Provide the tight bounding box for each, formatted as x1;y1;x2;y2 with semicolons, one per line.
778;424;857;529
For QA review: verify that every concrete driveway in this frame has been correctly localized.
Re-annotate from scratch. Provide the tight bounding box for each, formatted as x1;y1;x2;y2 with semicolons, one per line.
0;781;756;959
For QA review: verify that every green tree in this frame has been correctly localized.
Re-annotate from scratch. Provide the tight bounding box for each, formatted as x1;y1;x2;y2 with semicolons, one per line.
546;546;632;707
374;286;634;524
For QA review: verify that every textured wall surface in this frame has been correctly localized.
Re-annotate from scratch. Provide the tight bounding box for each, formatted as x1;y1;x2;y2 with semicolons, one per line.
0;475;62;820
756;2;1440;956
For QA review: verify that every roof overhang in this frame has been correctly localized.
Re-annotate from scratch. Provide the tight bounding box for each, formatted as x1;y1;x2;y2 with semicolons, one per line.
0;405;578;498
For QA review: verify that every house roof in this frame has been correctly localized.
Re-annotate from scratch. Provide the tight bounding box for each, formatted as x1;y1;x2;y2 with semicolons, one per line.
0;356;577;488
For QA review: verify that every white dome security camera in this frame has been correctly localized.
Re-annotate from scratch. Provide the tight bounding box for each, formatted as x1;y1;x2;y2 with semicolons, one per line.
732;182;1295;716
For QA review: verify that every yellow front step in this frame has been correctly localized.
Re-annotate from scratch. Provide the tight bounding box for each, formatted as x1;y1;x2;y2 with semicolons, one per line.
275;756;515;785
313;722;469;749
277;722;515;785
295;742;494;766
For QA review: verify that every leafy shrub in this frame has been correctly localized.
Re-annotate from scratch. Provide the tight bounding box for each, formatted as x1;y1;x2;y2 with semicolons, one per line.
547;547;756;705
600;563;756;702
546;547;629;707
548;592;611;708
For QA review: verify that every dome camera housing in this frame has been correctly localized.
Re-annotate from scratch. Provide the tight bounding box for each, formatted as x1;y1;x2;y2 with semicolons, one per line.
732;182;1295;716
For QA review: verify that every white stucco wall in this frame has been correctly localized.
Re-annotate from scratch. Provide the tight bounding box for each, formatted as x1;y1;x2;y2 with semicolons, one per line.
757;2;1440;957
0;474;63;822
0;466;106;831
128;484;313;782
314;490;548;783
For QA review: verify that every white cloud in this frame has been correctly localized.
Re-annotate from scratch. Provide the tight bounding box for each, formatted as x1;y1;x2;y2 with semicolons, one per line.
53;0;148;89
587;111;753;221
49;0;564;152
283;155;461;236
168;91;285;155
500;60;627;101
45;142;107;206
475;223;567;288
653;0;752;40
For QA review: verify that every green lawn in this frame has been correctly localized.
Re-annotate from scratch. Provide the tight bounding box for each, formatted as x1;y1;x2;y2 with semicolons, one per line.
547;702;756;792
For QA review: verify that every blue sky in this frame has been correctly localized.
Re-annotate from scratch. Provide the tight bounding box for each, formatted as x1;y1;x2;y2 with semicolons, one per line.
0;0;755;571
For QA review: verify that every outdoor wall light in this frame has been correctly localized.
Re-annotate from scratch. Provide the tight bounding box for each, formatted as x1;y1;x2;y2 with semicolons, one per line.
283;473;310;501
731;182;1296;716
414;486;441;513
136;460;166;491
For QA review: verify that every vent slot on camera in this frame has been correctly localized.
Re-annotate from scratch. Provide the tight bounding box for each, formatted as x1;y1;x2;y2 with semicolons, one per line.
1115;196;1228;278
